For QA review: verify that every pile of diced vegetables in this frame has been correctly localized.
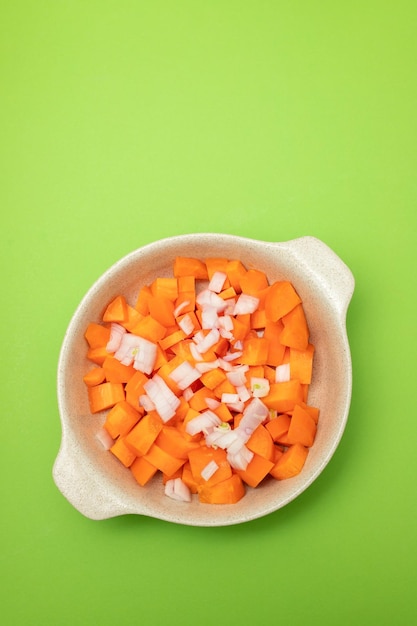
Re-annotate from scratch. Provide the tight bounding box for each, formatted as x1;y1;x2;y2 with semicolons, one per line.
83;256;319;505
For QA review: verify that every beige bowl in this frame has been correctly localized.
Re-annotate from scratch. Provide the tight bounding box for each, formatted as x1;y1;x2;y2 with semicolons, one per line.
53;234;354;526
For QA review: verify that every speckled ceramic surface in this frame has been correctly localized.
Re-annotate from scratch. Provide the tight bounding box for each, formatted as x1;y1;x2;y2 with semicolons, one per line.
53;234;354;526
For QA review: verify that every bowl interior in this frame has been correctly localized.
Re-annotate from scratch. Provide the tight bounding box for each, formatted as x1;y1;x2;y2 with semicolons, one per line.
56;234;353;526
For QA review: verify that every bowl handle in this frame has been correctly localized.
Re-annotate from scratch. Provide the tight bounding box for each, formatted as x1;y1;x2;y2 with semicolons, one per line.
53;430;127;520
277;236;355;318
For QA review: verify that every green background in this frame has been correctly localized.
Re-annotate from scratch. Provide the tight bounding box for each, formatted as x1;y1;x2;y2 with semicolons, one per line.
1;1;416;624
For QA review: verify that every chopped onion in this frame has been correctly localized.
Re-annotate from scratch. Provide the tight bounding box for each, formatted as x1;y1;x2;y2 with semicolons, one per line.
205;396;221;410
236;384;251;402
250;376;270;398
193;327;220;353
221;392;239;404
226;366;248;387
182;386;194;402
144;374;180;422
185;410;222;436
164;478;192;502
208;271;227;293
201;305;219;330
169;360;201;390
233;293;259;315
106;323;126;353
114;333;157;375
200;460;219;481
196;289;228;312
221;350;243;362
195;359;221;373
139;394;156;412
173;300;191;318
178;313;195;336
276;362;291;383
227;445;254;471
95;426;114;450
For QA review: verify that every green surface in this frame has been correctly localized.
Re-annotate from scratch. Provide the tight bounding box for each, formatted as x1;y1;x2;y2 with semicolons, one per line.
1;1;416;624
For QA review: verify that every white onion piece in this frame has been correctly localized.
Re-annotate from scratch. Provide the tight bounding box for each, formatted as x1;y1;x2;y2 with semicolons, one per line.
114;333;157;375
237;384;251;402
233;293;260;315
178;313;195;336
139;394;156;412
169;360;201;390
223;299;236;315
201;305;219;330
95;426;114;450
236;397;269;439
164;478;192;503
208;271;227;293
221;350;243;363
195;359;221;373
173;300;191;318
106;323;126;353
227;445;254;471
193;327;220;353
185;410;222;436
196;289;228;312
226;366;248;387
144;375;180;422
200;460;219;481
225;400;246;413
205;426;240;449
189;342;203;362
205;397;221;410
250;376;270;398
182;387;194;402
221;392;239;404
275;362;291;383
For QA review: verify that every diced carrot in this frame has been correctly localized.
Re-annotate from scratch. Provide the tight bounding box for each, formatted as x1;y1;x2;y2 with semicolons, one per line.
181;461;199;493
263;380;303;412
130;456;158;486
289;343;315;384
197;473;245;504
103;295;129;323
226;259;247;293
250;308;267;329
272;445;285;463
264;280;302;322
213;378;238;399
156;426;201;459
238;336;269;366
188;446;232;486
263;319;287;366
148;295;176;327
236;453;275;488
177;275;195;293
103;400;142;439
188;387;217;411
83;367;106;387
265;413;291;442
84;322;111;349
129;315;167;342
102;355;136;384
287;404;317;447
232;315;251;342
239;268;269;296
296;401;320;425
280;304;309;351
270;443;309;480
159;329;187;351
88;382;125;413
213;402;234;423
125;410;163;456
143;444;186;477
200;367;227;390
205;258;230;283
124;370;149;409
246;424;274;461
150;277;178;301
153;344;170;370
87;345;111;366
174;257;208;279
120;305;144;332
219;286;237;300
110;436;136;467
135;285;152;315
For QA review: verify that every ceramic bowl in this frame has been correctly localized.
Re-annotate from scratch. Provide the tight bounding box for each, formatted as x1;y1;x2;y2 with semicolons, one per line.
53;234;354;526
